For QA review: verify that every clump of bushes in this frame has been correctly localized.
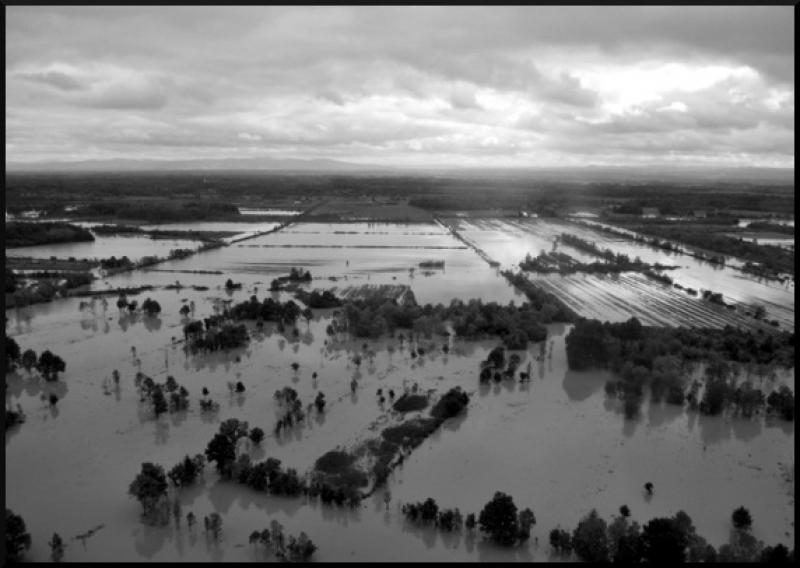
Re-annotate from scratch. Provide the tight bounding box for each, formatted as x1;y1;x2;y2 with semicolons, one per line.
430;387;470;420
381;417;441;448
168;454;206;487
392;393;429;413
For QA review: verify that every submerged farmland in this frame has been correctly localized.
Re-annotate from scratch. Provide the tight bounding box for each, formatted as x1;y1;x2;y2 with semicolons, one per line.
5;215;795;562
446;217;794;331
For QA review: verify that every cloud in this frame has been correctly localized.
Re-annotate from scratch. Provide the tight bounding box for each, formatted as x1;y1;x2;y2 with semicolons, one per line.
18;70;85;91
449;84;482;110
4;6;793;168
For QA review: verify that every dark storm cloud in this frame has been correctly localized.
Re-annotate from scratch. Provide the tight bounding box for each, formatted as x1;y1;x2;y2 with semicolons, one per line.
5;6;793;167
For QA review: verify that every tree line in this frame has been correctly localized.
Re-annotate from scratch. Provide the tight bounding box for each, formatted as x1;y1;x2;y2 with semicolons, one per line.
565;317;794;420
551;505;793;563
6;221;94;248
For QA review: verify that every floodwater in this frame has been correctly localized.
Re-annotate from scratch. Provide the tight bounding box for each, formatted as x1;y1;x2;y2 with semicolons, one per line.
5;287;794;562
738;218;795;228
6;235;202;263
139;222;282;244
238;208;303;216
448;218;795;331
5;219;794;562
106;222;523;306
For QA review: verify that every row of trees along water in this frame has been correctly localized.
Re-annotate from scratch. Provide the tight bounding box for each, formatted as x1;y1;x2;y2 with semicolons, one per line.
565;317;794;420
8;498;792;562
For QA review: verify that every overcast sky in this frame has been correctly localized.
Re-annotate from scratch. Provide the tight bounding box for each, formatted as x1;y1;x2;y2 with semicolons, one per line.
5;6;794;168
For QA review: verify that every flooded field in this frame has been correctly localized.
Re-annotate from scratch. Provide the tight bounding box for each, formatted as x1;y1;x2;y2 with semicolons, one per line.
5;217;794;562
447;218;794;331
238;208;303;216
6;234;202;263
5;284;794;561
738;218;795;228
109;222;522;306
139;221;283;244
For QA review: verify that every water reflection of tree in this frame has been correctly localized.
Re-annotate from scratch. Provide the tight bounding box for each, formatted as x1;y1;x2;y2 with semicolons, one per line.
399;516;438;550
5;372;68;400
475;535;534;562
764;415;794;436
143;316;162;332
562;370;605;402
154;419;170;445
133;521;174;560
646;399;684;429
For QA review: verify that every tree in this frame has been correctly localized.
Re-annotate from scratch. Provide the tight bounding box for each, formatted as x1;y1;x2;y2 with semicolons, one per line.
478;491;520;546
732;506;753;531
219;418;249;441
565;319;608;370
205;433;237;478
487;345;506;368
518;508;536;541
49;532;65;562
168;455;204;487
572;509;609;562
608;514;642;563
249;427;265;445
151;386;168;417
465;513;477;531
179;304;191;316
37;350;66;380
21;349;37;374
315;392;326;413
128;463;168;517
6;336;21;373
287;531;317;561
5;508;32;561
550;528;572;555
640;517;689;563
142;297;161;315
758;544;791;563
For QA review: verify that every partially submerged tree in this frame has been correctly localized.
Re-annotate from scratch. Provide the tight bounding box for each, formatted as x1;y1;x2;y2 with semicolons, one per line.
5;508;32;561
49;532;65;562
732;506;753;531
21;349;37;374
37;350;66;380
571;509;609;562
478;491;520;546
128;462;169;519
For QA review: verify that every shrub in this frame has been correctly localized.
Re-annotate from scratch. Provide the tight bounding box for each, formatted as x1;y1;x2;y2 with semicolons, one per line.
430;387;469;420
392;393;428;413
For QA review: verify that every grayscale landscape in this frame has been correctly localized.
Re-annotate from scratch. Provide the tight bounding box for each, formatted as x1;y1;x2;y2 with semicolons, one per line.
4;6;794;564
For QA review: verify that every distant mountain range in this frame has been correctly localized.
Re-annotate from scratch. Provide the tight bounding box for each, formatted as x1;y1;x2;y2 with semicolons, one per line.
5;157;793;184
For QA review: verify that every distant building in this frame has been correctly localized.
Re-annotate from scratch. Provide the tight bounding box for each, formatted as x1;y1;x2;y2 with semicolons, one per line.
641;207;660;218
693;210;707;218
